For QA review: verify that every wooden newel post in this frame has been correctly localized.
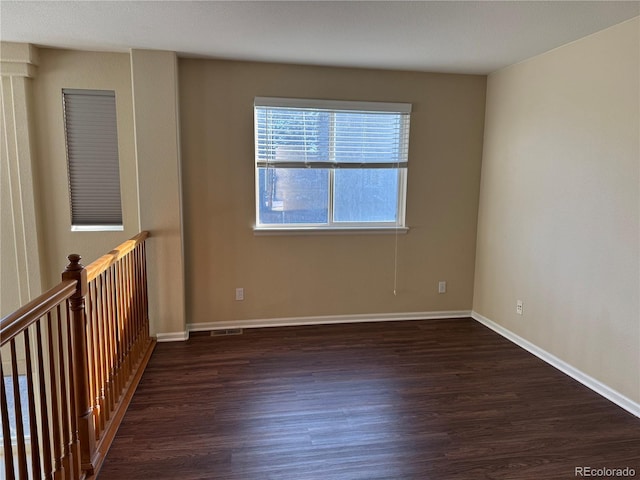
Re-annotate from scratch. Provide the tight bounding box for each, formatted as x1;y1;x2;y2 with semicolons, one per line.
63;254;98;475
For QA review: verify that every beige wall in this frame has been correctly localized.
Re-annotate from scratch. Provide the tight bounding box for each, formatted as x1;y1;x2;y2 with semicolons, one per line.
130;49;186;336
32;49;140;287
179;60;486;325
474;18;640;402
1;43;42;316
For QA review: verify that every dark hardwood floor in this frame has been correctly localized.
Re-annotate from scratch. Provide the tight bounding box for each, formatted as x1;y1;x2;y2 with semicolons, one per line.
98;319;640;480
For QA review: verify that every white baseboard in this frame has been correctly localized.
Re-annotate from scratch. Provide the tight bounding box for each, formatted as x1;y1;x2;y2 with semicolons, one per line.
471;311;640;419
155;331;189;342
187;310;472;333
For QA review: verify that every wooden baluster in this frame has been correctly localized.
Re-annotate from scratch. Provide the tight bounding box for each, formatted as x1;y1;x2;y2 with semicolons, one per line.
35;320;54;478
94;279;108;426
65;303;81;480
46;311;64;479
123;257;132;381
134;247;143;357
116;260;129;386
109;264;117;400
1;362;15;479
92;284;101;439
86;283;102;438
10;339;29;479
84;284;100;440
22;326;43;478
84;283;94;436
128;250;137;357
124;254;133;367
130;248;142;364
134;246;143;351
108;266;121;399
104;268;119;405
99;274;114;418
142;241;150;339
55;305;72;478
62;254;97;475
118;260;127;394
92;278;102;421
142;243;150;342
133;249;141;359
113;268;121;403
142;243;149;342
118;258;128;382
137;244;144;343
125;253;135;368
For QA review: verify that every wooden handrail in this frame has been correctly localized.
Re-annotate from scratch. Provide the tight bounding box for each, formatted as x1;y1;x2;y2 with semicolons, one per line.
1;231;155;480
0;279;77;345
85;231;149;282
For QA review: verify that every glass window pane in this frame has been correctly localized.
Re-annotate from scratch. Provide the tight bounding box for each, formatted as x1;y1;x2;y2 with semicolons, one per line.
258;168;329;224
333;169;399;223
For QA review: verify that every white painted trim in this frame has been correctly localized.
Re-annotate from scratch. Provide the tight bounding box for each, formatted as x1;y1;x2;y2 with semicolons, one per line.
71;225;124;232
155;331;189;342
254;97;412;113
187;310;472;333
471;311;640;419
253;226;409;236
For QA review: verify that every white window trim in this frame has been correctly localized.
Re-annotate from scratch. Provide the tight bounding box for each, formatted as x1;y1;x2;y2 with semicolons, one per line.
253;226;410;236
71;225;124;232
254;97;411;233
254;97;412;113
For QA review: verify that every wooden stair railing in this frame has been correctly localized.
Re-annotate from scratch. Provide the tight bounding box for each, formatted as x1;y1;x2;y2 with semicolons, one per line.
1;231;156;480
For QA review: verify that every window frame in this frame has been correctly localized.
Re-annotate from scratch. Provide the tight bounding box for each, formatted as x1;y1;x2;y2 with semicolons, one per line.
253;97;411;233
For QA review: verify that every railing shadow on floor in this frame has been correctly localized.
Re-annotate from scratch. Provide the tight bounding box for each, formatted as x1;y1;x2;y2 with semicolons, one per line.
1;231;156;480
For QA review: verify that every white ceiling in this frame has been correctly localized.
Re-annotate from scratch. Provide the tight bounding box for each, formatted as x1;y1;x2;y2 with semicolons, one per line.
2;1;639;74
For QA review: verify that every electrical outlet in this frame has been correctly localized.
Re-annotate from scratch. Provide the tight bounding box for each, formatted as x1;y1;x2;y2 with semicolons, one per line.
516;300;523;315
235;288;244;301
438;281;446;294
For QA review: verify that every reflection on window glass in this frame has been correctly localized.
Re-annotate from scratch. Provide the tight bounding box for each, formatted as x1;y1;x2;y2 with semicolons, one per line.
333;169;399;222
258;168;329;224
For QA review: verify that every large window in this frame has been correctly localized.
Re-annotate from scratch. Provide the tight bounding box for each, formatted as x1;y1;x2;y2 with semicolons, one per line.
62;89;123;231
254;97;411;231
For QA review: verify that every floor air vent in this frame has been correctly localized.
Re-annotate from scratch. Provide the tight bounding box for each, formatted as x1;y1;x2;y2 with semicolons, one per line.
210;328;243;336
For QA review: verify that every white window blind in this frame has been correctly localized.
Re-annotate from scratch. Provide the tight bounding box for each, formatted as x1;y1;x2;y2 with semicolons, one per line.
255;97;411;170
254;97;411;229
62;89;123;229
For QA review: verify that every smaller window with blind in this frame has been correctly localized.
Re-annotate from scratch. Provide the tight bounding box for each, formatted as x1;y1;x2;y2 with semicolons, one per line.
254;97;411;231
63;89;123;231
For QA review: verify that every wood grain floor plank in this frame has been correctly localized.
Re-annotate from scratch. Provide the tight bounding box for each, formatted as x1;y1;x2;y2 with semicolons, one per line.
98;319;640;479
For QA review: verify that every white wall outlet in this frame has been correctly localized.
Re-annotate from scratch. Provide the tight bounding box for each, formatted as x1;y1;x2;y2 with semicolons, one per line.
235;287;244;301
438;281;446;294
516;300;523;315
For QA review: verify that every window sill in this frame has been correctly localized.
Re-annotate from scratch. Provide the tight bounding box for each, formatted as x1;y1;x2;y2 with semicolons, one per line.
253;226;409;236
71;225;124;232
